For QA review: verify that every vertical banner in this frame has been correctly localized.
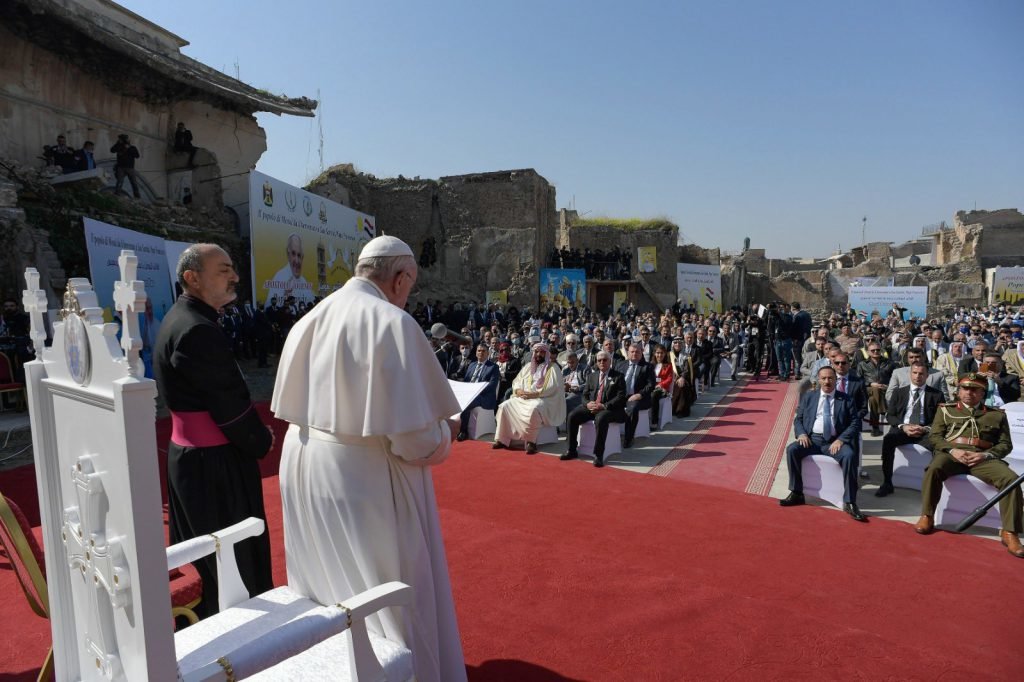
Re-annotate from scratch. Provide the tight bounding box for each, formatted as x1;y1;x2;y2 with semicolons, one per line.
613;291;628;312
991;267;1024;305
676;263;722;315
538;268;587;308
83;218;176;377
637;246;657;273
848;286;928;320
485;290;508;306
249;170;375;307
164;239;193;300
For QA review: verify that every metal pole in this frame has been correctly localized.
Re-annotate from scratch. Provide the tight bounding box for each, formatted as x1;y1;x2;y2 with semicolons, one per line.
954;469;1024;532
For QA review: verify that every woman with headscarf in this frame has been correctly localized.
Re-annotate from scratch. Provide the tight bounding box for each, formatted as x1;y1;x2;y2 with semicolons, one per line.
492;343;566;454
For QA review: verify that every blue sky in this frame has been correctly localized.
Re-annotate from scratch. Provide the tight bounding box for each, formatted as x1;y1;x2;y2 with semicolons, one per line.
123;0;1023;258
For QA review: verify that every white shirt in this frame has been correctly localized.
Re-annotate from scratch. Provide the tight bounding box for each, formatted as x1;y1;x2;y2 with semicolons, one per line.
812;390;836;437
902;384;925;425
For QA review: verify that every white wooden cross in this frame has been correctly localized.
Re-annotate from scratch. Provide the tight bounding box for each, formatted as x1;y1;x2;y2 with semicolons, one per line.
113;250;148;377
22;267;48;358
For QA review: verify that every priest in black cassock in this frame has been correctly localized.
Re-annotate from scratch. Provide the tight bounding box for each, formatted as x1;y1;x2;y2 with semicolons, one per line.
155;243;274;617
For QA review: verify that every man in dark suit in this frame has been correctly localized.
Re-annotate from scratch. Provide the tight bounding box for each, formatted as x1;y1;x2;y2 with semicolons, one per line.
780;365;866;521
621;343;655;448
456;344;501;441
832;352;867;428
957;340;987;375
563;351;627;468
876;362;942;496
792;301;813;364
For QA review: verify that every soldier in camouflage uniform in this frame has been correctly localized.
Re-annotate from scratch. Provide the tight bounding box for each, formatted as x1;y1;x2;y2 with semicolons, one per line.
917;373;1024;558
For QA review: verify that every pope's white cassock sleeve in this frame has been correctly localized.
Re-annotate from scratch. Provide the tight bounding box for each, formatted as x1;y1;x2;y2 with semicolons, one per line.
272;277;466;682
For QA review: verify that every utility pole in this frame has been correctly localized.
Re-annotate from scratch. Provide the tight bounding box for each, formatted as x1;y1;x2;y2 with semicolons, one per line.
861;216;867;249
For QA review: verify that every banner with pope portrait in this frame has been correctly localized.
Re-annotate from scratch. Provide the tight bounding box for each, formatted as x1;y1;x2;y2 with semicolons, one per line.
991;266;1024;305
249;170;376;307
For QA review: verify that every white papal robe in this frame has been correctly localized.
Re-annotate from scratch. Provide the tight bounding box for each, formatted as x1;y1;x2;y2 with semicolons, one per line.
271;276;466;682
494;363;566;445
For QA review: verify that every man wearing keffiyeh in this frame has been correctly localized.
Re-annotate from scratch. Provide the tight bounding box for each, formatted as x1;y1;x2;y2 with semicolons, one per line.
492;343;567;454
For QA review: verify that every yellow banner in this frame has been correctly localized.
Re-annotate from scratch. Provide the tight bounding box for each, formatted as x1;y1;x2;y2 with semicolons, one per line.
638;246;657;273
485;290;508;305
249;170;375;306
613;291;628;311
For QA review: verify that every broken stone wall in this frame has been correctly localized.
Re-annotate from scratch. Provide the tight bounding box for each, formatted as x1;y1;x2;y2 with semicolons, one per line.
308;167;557;306
0;21;264;223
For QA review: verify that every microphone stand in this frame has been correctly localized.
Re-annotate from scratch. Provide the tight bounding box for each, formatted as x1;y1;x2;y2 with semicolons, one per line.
954;469;1024;532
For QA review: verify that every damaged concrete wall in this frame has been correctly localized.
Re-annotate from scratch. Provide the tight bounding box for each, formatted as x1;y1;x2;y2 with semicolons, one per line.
307;167;557;306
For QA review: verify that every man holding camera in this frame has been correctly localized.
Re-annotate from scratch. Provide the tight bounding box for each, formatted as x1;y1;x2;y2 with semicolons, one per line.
111;133;141;198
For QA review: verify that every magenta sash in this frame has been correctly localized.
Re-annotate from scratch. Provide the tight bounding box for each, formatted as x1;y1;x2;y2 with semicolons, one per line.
170;411;230;448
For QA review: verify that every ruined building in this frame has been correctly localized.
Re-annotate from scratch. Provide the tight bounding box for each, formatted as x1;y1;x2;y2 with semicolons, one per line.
0;0;316;306
308;165;687;311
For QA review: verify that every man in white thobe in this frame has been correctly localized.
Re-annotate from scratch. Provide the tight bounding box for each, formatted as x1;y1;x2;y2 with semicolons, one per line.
271;235;466;682
491;343;566;454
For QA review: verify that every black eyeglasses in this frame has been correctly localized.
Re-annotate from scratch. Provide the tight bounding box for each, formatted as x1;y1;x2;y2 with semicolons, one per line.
834;361;849;366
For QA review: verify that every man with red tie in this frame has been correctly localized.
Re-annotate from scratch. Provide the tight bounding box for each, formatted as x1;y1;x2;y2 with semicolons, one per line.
563;351;627;468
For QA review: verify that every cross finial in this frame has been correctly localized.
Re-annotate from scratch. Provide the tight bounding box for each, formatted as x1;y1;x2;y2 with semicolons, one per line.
113;251;147;377
22;268;48;357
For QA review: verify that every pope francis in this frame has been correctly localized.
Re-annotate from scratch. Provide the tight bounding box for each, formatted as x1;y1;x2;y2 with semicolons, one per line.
272;235;466;682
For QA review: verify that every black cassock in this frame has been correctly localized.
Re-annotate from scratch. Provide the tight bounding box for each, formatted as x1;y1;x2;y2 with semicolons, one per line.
154;294;273;617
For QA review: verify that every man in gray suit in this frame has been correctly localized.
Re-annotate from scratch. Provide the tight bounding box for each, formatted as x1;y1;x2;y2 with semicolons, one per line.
886;347;949;402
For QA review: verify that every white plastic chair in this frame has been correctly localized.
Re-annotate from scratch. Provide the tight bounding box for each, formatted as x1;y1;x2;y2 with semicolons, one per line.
468;406;496;439
935;475;1002;529
1004;402;1024;468
633;409;651;439
536;424;559;445
577;421;622;460
719;359;732;381
658;398;673;429
800;454;846;509
893;443;932;490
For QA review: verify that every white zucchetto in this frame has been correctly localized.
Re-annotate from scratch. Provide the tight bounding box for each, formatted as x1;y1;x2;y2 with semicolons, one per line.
358;235;414;260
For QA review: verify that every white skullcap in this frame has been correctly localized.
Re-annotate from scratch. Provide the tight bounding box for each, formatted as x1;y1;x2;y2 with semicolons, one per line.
358;235;414;260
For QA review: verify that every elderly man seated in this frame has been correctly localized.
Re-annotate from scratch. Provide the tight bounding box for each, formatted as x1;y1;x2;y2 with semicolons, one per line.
492;343;566;454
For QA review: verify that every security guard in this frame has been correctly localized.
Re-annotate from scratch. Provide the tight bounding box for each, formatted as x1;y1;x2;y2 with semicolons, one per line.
917;372;1024;558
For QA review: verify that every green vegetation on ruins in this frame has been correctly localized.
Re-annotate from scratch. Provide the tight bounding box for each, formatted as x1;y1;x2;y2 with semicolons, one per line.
571;216;677;231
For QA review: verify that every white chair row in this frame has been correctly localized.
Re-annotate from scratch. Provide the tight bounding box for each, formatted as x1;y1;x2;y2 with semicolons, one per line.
468;401;674;445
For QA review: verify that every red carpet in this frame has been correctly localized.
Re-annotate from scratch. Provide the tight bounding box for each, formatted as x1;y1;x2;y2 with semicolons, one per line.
3;403;1022;680
652;379;799;495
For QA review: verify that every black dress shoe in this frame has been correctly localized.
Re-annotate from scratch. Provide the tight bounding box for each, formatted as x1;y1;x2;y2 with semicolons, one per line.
623;437;634;449
456;432;468;442
779;492;805;507
525;442;537;455
844;503;868;522
593;455;604;468
560;450;578;461
871;427;882;437
491;441;506;450
874;483;894;497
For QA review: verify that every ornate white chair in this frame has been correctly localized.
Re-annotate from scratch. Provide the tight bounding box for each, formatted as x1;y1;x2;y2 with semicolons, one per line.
800;455;846;509
23;257;413;682
536;424;559;445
